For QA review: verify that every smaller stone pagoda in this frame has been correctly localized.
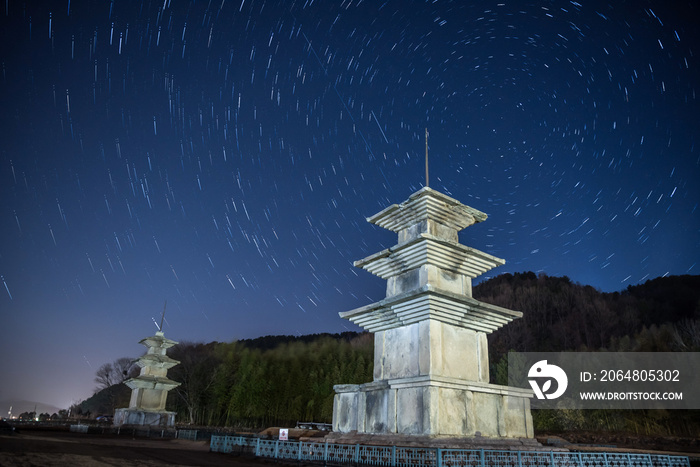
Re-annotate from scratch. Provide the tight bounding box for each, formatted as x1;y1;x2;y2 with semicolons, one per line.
114;331;181;427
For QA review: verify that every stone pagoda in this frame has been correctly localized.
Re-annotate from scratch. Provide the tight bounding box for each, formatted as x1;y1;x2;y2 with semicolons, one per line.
114;331;181;427
331;187;534;440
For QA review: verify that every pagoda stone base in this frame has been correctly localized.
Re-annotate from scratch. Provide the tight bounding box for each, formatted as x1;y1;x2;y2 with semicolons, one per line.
113;408;176;427
332;378;533;439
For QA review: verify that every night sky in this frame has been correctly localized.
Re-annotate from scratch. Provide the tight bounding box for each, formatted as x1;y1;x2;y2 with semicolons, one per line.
1;0;698;411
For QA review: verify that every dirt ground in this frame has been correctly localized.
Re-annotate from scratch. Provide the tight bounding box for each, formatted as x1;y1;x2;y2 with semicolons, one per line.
2;428;698;466
537;431;700;455
0;430;270;467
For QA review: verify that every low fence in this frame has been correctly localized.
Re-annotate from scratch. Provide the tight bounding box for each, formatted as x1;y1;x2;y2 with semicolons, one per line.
210;435;691;467
70;424;179;438
10;420;226;441
177;429;203;441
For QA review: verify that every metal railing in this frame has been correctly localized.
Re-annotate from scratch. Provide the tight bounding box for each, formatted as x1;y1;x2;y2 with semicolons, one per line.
209;435;691;467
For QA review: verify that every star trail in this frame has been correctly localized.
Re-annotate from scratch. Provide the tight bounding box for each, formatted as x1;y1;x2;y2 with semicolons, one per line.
0;0;698;409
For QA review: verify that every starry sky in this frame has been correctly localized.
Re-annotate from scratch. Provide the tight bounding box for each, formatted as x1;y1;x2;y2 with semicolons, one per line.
1;0;698;411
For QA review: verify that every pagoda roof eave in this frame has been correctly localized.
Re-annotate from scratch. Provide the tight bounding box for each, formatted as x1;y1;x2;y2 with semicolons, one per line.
339;285;522;334
136;354;180;365
138;332;178;349
125;375;181;390
353;233;505;279
367;187;488;232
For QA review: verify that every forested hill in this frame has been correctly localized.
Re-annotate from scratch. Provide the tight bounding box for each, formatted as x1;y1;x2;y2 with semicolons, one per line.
80;273;699;428
244;274;700;358
475;272;700;357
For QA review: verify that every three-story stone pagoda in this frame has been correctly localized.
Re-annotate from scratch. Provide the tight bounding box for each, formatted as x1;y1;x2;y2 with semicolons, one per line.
114;331;180;427
332;187;533;439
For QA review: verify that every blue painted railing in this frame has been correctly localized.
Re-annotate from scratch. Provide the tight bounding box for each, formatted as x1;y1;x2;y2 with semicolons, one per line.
210;435;691;467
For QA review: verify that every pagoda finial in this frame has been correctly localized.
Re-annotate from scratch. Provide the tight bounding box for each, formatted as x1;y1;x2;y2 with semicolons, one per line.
425;127;429;187
159;300;167;332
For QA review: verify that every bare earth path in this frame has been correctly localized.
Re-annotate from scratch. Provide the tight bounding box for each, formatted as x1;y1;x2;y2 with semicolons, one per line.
3;429;698;466
0;430;269;467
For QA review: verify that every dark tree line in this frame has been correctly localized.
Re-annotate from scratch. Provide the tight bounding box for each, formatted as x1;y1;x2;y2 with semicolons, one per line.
165;333;373;427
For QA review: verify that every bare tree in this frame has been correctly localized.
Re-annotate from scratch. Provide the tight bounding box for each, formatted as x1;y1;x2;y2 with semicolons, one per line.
670;319;700;351
94;357;136;392
94;363;116;390
113;357;137;381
